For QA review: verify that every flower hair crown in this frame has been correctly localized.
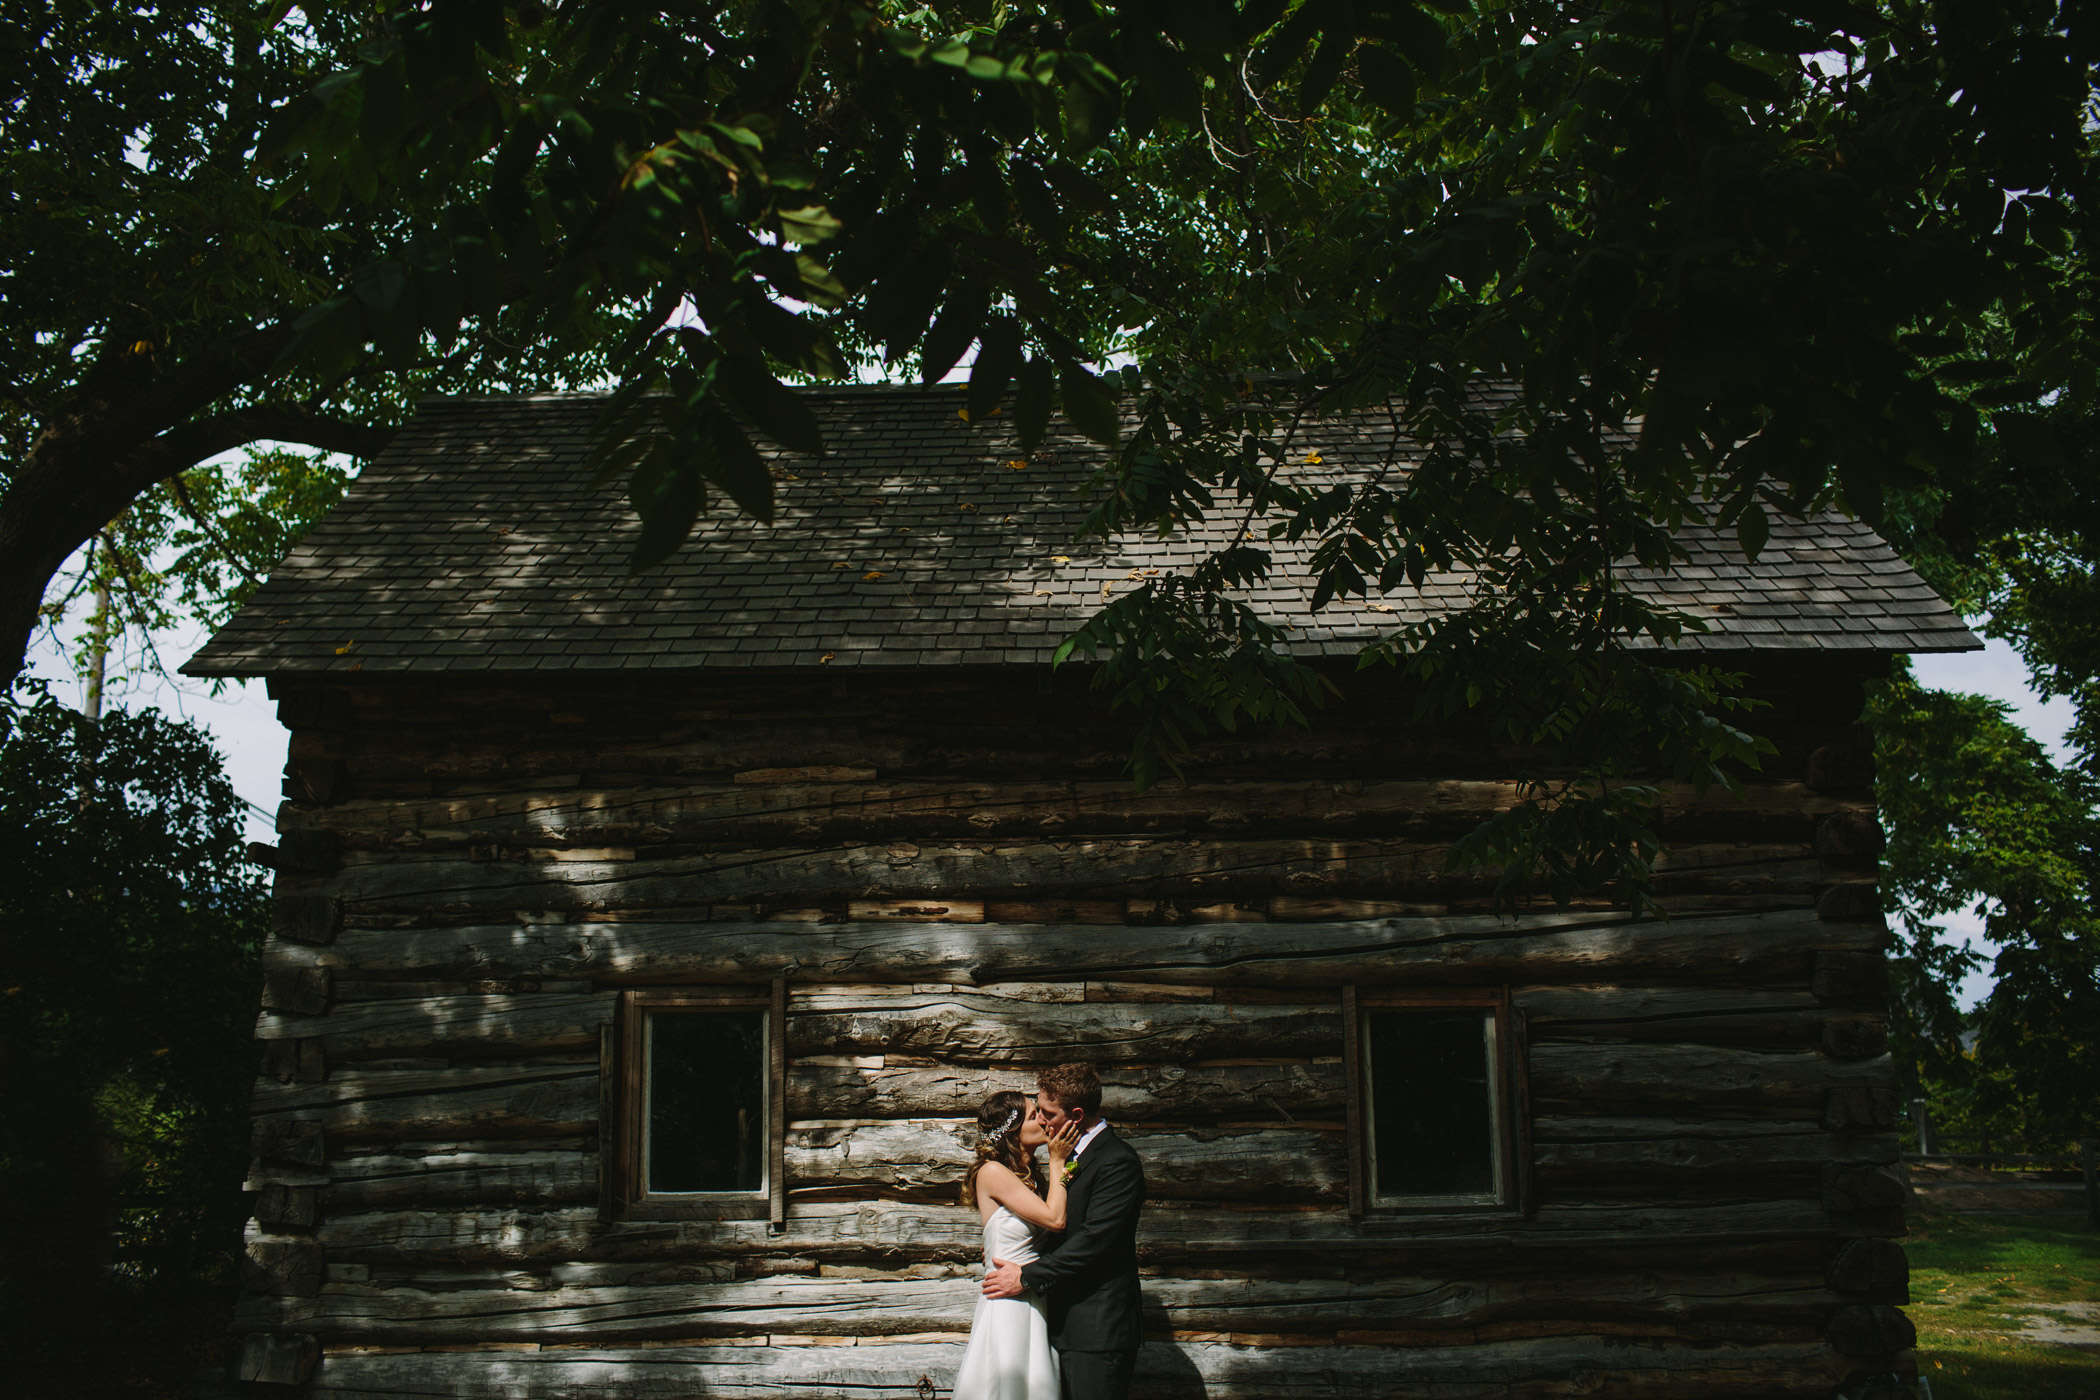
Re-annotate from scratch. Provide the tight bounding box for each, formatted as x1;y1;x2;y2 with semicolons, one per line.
984;1107;1022;1144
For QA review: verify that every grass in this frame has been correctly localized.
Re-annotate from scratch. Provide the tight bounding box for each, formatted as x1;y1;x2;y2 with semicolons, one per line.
1906;1208;2100;1400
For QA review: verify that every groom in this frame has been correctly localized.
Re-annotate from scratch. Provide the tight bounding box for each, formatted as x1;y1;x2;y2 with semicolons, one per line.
982;1063;1145;1400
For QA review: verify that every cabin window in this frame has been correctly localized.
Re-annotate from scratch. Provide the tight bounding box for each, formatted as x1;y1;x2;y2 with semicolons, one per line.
611;984;786;1224
1343;988;1527;1214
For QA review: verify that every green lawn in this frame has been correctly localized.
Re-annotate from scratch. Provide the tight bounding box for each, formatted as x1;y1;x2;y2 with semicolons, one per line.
1906;1209;2100;1400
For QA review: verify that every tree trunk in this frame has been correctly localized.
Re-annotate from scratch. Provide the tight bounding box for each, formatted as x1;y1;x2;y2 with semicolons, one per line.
0;327;393;692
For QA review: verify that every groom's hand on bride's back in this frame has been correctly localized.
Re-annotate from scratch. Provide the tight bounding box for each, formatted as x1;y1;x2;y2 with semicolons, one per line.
982;1257;1026;1299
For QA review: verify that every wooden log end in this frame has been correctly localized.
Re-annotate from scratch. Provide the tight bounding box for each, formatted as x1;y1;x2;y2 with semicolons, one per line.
274;894;345;948
1823;1087;1898;1133
277;689;353;732
243;1238;326;1297
265;829;343;875
255;1185;319;1232
237;1331;320;1386
1820;1017;1890;1061
1814;810;1886;867
260;1040;328;1085
1815;883;1882;923
1822;1163;1909;1215
1826;1303;1917;1359
1806;742;1875;797
252;1120;327;1170
284;758;353;806
1812;950;1890;1004
261;968;332;1016
1828;1238;1908;1298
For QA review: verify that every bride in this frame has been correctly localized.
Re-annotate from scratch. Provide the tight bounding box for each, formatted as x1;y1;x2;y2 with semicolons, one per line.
951;1089;1080;1400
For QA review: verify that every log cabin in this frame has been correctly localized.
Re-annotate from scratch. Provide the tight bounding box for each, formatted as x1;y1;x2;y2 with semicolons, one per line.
183;385;1977;1399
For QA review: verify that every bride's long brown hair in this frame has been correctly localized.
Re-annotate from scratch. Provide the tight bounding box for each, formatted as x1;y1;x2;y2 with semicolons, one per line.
960;1090;1042;1208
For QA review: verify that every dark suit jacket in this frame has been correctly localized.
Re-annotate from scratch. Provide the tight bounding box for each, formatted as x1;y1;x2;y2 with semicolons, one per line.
1020;1123;1146;1352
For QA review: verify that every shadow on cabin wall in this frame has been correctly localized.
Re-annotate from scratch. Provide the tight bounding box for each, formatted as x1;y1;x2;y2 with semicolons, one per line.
1136;1296;1208;1398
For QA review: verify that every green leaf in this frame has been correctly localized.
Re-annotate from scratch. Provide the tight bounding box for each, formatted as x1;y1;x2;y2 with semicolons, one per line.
744;297;846;379
1696;51;1786;104
585;377;665;486
860;245;950;360
1061;64;1121;152
275;295;365;377
1901;331;1967;358
1739;12;1829;54
628;439;702;571
921;283;990;384
1934;358;2011;386
1355;45;1419;115
256;93;324;164
697;412;777;524
1059;363;1121;446
777;202;844;245
967;316;1025;422
1299;31;1354;110
1252;0;1337;88
311;161;343;215
1014;355;1055;452
710;121;764;149
352;259;409;312
1045;161;1113;215
1736;501;1769;560
715;354;824;456
1011;160;1063;236
1121;30;1203;127
1994;412;2068;470
586;429;656;492
1377;5;1447;77
792;254;848;308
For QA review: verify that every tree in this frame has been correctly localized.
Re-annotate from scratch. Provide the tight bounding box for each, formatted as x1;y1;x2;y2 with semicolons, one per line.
1870;664;2100;1147
1870;343;2100;1149
40;447;355;699
1914;399;2100;767
0;685;268;1392
273;0;2094;902
11;1;2095;905
0;1;632;690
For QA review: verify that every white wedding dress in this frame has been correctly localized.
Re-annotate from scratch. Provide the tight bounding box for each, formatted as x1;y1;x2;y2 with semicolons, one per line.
951;1205;1060;1400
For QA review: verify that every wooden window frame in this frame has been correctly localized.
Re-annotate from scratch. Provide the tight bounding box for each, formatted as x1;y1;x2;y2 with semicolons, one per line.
607;982;787;1225
1343;986;1531;1218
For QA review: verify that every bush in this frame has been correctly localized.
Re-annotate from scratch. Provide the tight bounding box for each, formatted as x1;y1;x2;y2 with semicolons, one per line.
0;686;267;1394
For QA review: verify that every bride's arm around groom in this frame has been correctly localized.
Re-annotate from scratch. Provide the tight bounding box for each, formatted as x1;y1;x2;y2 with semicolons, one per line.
984;1064;1149;1400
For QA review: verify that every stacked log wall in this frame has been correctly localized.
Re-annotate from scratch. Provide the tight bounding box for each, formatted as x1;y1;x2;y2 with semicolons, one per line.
237;667;1911;1396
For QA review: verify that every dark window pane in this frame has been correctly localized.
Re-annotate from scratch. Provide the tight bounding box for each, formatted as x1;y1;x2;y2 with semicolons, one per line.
648;1011;766;1194
1366;1009;1496;1199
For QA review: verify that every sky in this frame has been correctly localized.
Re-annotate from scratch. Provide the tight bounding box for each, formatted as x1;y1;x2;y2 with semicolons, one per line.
1909;637;2073;1006
26;617;286;843
26;592;2069;1011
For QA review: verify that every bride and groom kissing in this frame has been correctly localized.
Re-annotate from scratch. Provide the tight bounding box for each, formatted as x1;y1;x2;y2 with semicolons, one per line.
953;1063;1145;1400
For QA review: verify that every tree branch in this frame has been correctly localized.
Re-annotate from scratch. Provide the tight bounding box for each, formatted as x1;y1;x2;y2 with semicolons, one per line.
0;391;396;693
169;475;264;587
139;403;399;469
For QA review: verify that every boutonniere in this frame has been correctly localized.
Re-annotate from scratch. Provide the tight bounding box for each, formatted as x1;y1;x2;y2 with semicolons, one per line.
1061;1158;1080;1184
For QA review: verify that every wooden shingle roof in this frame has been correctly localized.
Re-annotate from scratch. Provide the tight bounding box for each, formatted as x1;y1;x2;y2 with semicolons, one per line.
183;386;1979;677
